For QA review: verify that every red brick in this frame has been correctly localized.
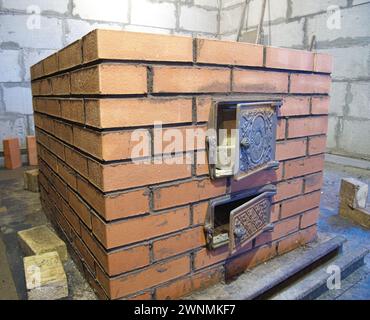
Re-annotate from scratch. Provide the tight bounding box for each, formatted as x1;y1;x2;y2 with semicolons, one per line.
65;146;89;177
311;97;330;115
54;120;73;144
57;159;77;189
276;138;307;161
73;127;151;161
72;230;96;274
153;227;206;260
314;53;333;73
31;81;41;96
304;172;323;193
3;137;21;169
194;246;229;270
288;116;328;138
92;206;190;249
80;224;150;276
77;177;149;221
48;136;65;160
153;125;207;155
225;244;277;279
280;96;310;117
61;200;81;235
156;266;224;300
196;97;212;122
39;79;52;95
60;99;85;123
127;292;152;300
290;74;331;94
233;69;289;93
85;98;193;129
265;47;314;71
42;53;58;76
51;73;70;95
96;255;190;299
284;154;325;179
153;178;227;211
230;166;282;193
58;40;82;71
277;118;286;140
88;156;192;192
70;64;147;95
196;38;263;66
26;136;38;166
280;191;321;219
300;208;320;228
192;201;209;225
275;178;303;202
272;216;300;240
33;98;61;117
31;61;43;80
195;150;210;176
152;66;230;93
83;29;193;63
308;135;327;155
67;188;92;229
277;225;317;255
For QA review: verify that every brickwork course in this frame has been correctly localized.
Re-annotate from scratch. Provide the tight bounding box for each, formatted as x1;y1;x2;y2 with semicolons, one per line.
0;0;369;164
31;29;332;299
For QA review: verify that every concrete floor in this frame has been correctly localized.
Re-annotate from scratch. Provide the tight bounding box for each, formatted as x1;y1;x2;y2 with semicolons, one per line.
0;161;369;300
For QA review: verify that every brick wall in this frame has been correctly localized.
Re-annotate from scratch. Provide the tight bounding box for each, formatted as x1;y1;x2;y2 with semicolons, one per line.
32;29;332;300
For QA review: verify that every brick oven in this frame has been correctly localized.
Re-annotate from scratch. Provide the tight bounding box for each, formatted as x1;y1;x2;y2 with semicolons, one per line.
31;29;332;300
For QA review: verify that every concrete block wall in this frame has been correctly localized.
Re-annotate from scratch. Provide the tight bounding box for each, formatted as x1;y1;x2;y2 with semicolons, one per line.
0;0;221;160
220;0;370;160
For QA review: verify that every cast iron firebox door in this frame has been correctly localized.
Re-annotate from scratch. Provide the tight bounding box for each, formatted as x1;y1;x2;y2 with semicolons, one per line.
234;101;280;181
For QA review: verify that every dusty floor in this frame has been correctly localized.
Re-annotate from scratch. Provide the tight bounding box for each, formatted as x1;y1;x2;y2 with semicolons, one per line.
0;161;369;300
0;167;96;300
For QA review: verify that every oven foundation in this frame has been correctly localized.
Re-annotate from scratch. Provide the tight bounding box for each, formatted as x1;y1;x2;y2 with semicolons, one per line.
31;29;332;300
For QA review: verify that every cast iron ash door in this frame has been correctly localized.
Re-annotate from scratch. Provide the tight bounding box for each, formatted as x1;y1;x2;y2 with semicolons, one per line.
207;100;281;180
205;185;276;252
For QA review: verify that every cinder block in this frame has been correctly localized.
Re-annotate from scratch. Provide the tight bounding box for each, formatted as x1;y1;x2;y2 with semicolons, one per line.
26;136;38;166
23;251;68;300
72;0;129;23
3;85;33;114
3;137;22;169
339;178;368;209
2;0;69;14
18;225;68;262
131;0;176;29
290;0;347;18
180;5;218;33
24;169;39;192
268;20;305;48
0;15;63;50
0;50;22;82
307;6;370;43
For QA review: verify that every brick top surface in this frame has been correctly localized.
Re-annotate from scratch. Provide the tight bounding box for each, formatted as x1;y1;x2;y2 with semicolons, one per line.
31;29;333;81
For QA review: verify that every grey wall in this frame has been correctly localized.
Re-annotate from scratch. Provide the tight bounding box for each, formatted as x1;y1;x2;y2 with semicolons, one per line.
220;0;370;160
0;0;369;161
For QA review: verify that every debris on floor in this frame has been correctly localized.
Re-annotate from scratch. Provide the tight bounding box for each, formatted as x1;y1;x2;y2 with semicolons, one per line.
23;169;39;193
339;177;370;229
18;225;68;262
24;251;68;300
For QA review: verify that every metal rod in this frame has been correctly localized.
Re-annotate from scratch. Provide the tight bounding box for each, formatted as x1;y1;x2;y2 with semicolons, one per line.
236;0;249;42
255;0;267;44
